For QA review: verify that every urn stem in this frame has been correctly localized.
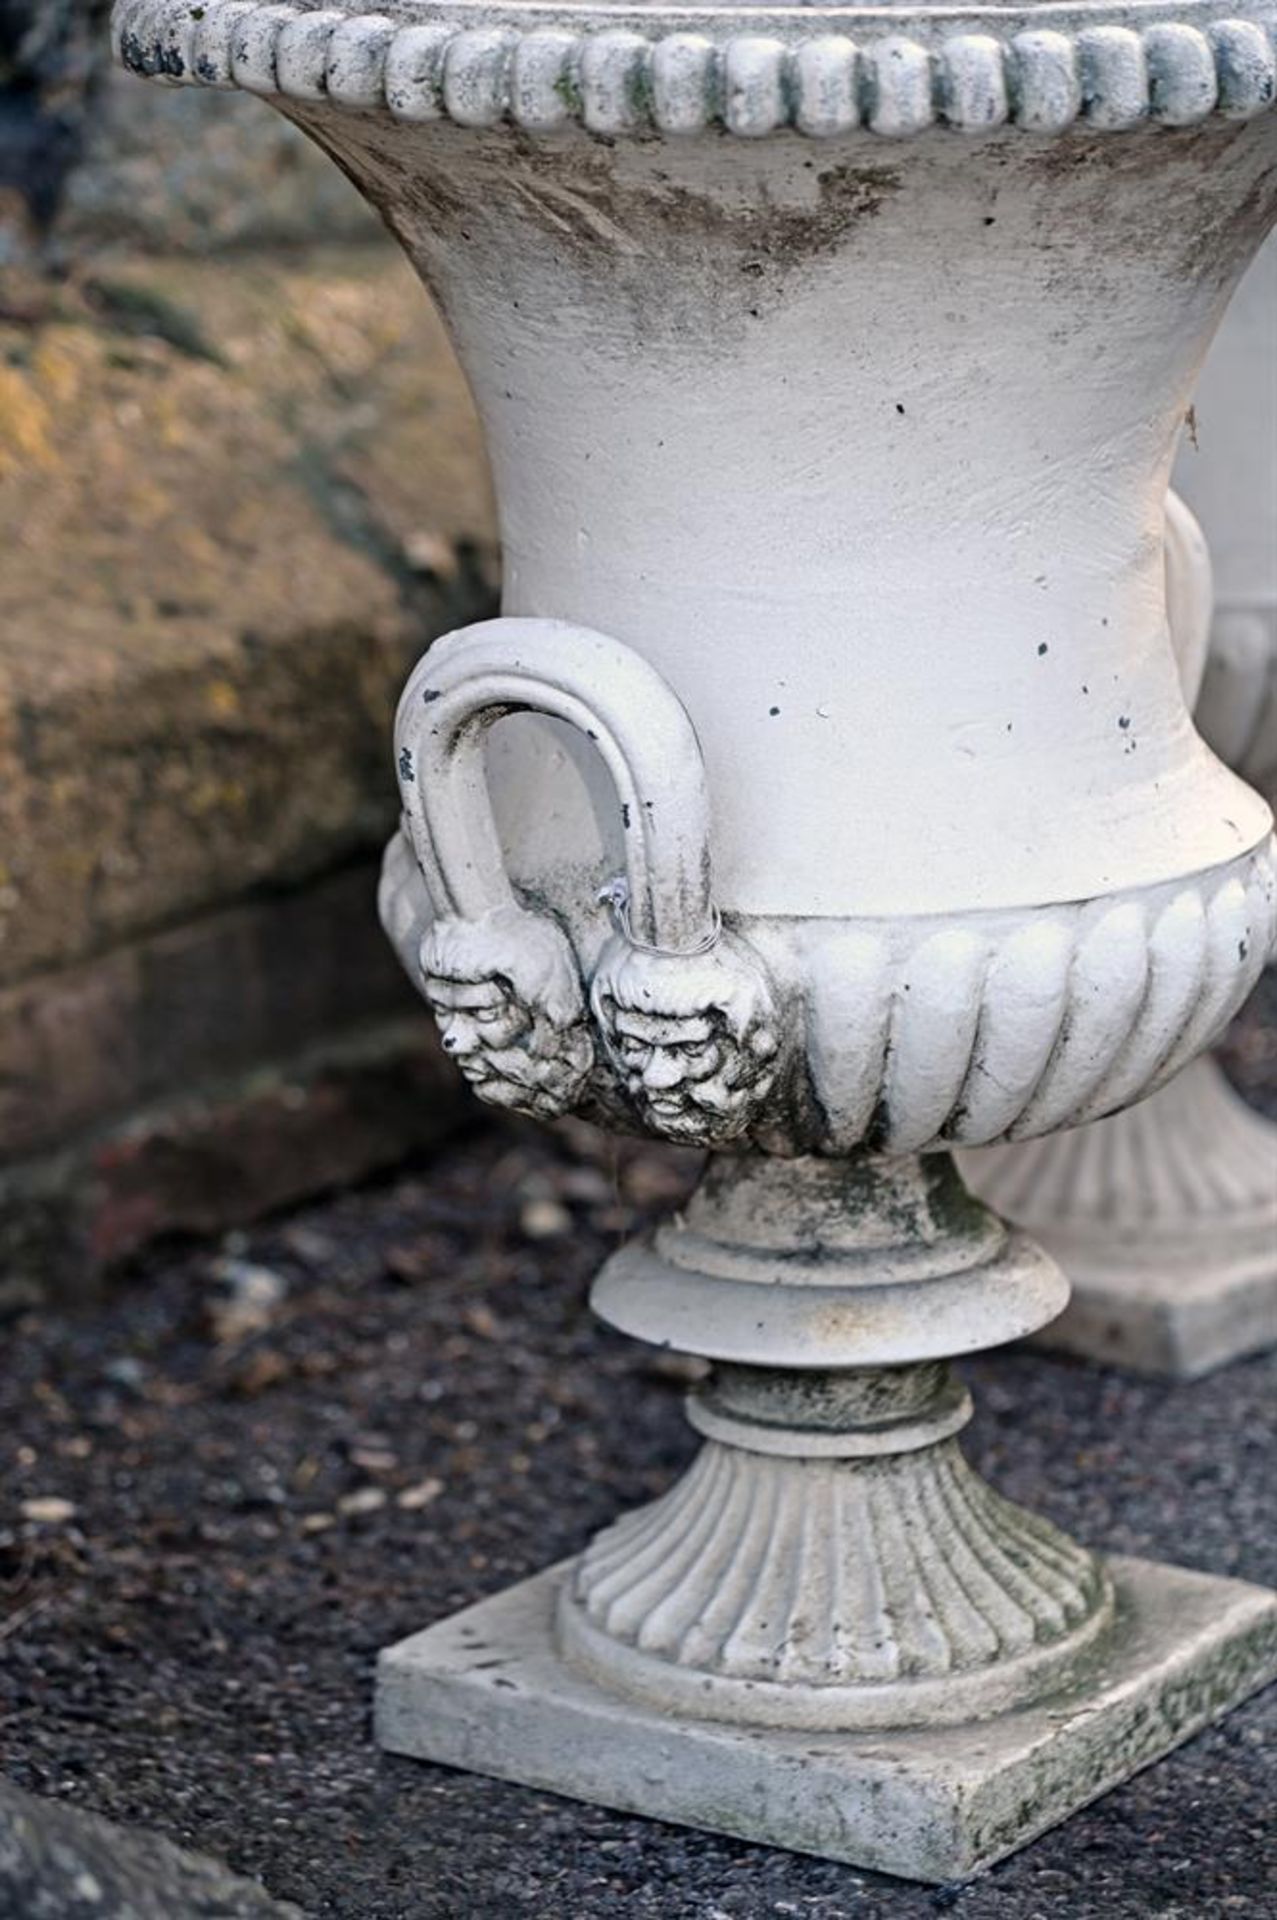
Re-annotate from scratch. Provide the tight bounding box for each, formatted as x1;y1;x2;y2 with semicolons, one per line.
561;1148;1114;1730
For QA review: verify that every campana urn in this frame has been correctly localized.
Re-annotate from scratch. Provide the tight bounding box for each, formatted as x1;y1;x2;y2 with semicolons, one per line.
114;0;1277;1879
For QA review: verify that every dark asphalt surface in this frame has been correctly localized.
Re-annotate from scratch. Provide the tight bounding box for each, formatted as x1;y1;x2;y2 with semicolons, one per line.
1;977;1274;1919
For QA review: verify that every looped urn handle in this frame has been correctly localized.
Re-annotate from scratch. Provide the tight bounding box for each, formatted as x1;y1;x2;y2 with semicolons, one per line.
397;616;716;950
394;616;777;1139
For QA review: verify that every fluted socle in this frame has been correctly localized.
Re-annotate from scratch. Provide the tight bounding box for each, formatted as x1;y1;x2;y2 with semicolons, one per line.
965;1052;1277;1234
960;1053;1277;1374
561;1437;1114;1729
114;0;1277;140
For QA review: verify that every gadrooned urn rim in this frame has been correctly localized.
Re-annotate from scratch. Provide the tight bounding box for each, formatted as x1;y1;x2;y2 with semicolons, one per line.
114;0;1277;140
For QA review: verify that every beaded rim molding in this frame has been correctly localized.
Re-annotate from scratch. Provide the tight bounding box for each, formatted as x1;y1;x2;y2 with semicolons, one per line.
113;0;1277;139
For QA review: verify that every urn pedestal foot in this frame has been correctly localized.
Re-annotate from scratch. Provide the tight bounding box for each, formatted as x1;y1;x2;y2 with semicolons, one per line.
375;1556;1277;1884
961;1057;1277;1379
375;1152;1277;1876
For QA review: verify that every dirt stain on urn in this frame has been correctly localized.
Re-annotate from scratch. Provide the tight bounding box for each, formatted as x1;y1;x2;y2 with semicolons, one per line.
1023;122;1277;297
427;141;897;269
600;158;903;265
287;107;901;342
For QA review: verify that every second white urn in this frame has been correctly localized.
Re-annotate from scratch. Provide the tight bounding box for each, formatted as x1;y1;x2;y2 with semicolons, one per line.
964;236;1277;1378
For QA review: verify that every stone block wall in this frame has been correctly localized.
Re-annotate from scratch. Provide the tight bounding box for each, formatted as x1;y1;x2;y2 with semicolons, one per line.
1;45;497;1289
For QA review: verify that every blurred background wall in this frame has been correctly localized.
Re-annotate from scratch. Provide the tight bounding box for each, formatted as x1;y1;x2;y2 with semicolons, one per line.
1;12;497;1294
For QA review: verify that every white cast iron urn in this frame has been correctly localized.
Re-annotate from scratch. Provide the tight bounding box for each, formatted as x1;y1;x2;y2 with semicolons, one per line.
115;0;1277;1880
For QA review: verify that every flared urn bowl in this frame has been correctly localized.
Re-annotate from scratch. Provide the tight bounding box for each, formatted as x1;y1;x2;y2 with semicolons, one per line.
112;0;1277;1157
116;0;1277;1475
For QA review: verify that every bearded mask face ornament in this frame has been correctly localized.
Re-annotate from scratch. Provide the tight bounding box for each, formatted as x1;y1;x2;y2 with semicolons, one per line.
417;908;594;1122
427;975;526;1073
591;927;780;1145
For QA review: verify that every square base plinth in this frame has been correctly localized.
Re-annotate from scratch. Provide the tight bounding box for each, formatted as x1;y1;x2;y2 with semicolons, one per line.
1032;1258;1277;1379
375;1555;1277;1884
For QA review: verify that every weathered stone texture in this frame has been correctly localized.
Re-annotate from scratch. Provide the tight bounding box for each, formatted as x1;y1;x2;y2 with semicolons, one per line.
60;68;379;253
0;862;422;1161
0;1;112;255
0;1775;301;1918
79;1015;468;1269
0;244;495;992
0;61;495;1274
0;1013;470;1287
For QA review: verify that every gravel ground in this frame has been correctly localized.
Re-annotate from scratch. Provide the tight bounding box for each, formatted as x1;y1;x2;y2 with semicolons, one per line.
2;977;1275;1920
